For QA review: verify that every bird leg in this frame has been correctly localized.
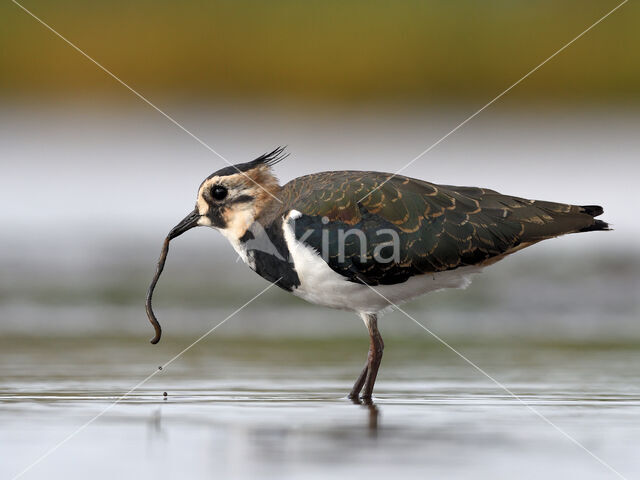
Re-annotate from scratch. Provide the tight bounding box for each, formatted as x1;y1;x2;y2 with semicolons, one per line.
349;361;369;400
349;313;384;400
362;314;384;399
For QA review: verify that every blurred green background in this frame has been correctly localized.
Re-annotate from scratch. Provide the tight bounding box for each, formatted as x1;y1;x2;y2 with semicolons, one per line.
1;0;638;103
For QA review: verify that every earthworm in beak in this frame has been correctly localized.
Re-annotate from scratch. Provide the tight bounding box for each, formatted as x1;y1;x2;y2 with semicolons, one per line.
145;210;201;344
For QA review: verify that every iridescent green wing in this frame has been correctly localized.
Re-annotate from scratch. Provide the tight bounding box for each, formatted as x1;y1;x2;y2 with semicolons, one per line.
280;171;605;286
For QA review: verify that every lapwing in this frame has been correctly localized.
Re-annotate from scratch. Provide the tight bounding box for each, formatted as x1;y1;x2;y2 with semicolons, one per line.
146;147;609;401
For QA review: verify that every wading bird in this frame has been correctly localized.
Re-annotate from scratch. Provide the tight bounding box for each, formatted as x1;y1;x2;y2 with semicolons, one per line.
146;147;609;401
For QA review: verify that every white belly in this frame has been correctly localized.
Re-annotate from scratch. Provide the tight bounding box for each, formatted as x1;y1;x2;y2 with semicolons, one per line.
282;211;482;313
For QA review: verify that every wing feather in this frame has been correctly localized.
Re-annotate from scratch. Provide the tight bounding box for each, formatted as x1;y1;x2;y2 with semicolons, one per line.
278;171;603;286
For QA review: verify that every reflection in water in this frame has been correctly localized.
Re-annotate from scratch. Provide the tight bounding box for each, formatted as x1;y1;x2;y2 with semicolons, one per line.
351;395;381;434
147;408;164;438
366;402;379;434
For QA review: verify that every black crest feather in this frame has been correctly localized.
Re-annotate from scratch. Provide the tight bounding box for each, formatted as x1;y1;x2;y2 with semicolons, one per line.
205;146;288;180
251;146;289;168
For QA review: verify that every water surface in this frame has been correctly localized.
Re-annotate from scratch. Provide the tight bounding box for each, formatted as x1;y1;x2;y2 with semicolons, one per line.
2;336;639;479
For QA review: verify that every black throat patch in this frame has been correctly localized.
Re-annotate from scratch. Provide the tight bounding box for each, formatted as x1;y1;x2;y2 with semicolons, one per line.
238;218;300;291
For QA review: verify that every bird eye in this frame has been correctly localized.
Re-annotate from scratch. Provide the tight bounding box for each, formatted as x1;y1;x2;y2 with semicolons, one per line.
210;185;228;201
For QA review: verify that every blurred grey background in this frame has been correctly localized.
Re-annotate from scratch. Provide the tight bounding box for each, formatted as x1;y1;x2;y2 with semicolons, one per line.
1;108;638;341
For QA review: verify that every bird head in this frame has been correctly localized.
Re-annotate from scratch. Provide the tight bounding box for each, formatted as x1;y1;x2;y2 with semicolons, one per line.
168;147;287;241
145;147;287;344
